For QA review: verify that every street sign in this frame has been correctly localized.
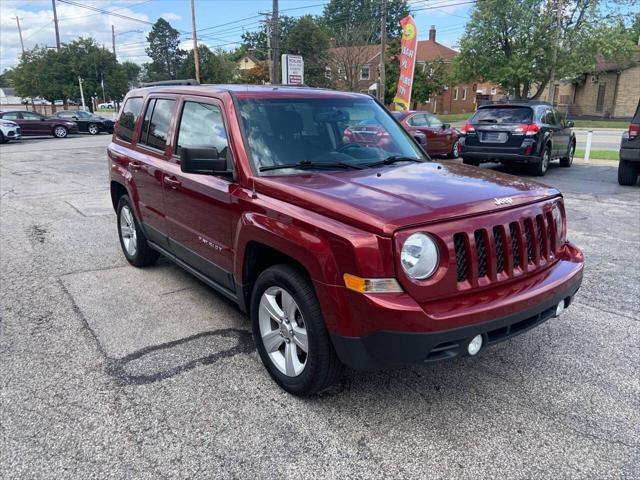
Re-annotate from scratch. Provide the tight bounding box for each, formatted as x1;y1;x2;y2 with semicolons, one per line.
281;54;304;85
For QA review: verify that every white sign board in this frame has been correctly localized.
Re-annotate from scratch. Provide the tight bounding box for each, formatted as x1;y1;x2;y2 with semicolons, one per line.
282;54;304;85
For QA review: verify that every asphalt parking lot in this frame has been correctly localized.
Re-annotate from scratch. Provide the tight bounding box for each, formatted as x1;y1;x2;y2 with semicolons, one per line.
1;135;638;479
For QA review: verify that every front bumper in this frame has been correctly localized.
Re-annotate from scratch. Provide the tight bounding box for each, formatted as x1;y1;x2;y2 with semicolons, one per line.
328;244;583;370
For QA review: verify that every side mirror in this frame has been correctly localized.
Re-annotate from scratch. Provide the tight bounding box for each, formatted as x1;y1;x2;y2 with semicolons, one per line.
413;132;427;146
180;146;234;179
72;116;79;120
565;120;574;128
442;123;450;130
41;117;46;121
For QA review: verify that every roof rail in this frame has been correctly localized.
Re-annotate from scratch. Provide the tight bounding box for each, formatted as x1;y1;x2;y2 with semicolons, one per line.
140;79;200;87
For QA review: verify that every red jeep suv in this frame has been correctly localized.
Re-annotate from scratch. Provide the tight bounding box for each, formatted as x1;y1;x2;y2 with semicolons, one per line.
108;83;584;396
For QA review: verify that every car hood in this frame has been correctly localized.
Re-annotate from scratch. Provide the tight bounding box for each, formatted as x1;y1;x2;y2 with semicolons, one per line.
256;162;559;236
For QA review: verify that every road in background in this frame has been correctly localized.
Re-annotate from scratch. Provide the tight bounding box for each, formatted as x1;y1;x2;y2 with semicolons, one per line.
1;136;638;478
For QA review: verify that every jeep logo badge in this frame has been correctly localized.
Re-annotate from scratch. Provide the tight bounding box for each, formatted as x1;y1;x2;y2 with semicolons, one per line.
494;197;513;205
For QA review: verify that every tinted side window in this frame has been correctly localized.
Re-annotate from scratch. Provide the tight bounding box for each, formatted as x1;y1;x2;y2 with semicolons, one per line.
22;112;42;120
2;112;20;120
116;97;142;143
139;99;175;151
427;114;443;128
176;101;230;160
408;114;428;127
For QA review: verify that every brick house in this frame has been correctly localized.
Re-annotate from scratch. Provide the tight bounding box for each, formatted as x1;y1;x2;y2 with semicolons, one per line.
325;42;381;95
547;49;640;118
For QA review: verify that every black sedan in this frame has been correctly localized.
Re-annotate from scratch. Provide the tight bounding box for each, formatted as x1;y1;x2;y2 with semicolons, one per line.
52;110;115;135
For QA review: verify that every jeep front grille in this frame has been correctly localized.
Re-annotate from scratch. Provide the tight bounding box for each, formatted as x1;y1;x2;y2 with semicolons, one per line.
453;212;557;285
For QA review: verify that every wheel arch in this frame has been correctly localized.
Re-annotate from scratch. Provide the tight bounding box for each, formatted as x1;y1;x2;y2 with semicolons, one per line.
110;180;129;212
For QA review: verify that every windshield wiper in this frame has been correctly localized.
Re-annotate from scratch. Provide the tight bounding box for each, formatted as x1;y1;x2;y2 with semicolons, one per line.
366;156;424;168
259;159;363;172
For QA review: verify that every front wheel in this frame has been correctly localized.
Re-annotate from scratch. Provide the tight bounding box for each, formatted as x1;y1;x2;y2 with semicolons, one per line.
0;132;5;144
87;123;99;135
448;139;461;159
53;125;68;138
251;265;342;396
618;160;639;186
560;142;575;167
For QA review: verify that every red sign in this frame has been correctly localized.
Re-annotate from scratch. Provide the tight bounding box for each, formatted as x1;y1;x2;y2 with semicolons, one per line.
393;16;418;111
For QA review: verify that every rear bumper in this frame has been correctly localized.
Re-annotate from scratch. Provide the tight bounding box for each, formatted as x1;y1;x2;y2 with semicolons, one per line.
461;150;541;163
329;245;583;370
620;147;640;162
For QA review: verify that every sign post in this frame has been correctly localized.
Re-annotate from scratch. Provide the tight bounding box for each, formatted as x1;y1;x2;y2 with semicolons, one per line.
393;16;418;111
281;54;304;85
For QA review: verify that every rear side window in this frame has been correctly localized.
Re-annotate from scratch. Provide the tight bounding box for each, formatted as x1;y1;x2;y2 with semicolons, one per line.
472;107;533;124
116;97;142;143
176;101;230;160
2;112;20;120
138;98;176;151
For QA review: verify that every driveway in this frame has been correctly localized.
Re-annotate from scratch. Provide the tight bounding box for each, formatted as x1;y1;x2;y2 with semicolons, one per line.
1;136;638;478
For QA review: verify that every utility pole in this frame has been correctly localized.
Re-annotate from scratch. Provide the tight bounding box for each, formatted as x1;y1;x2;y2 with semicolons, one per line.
51;0;61;51
379;0;387;102
259;13;272;83
271;0;280;84
111;25;116;58
190;0;200;83
16;17;25;55
547;0;562;104
78;77;86;111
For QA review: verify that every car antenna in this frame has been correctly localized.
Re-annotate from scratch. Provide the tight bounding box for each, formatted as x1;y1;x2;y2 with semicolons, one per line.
251;177;258;199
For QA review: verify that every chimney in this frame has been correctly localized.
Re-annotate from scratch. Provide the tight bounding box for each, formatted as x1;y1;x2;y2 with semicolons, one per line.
329;37;336;49
429;25;436;42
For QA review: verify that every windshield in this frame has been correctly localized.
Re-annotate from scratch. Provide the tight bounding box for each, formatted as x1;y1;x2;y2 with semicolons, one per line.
471;107;533;124
237;96;427;175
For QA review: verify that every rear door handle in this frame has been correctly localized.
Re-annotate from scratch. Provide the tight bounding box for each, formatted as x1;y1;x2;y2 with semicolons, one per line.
129;161;143;171
164;176;181;189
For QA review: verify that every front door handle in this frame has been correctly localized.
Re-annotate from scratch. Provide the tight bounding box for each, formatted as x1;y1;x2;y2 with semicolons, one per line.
164;176;181;189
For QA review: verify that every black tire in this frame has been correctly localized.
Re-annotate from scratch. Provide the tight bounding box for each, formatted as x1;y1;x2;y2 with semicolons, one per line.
116;195;160;267
462;157;479;166
448;139;461;159
560;141;575;167
618;160;639;186
87;123;99;135
0;132;5;144
250;264;343;396
530;145;551;176
52;125;68;138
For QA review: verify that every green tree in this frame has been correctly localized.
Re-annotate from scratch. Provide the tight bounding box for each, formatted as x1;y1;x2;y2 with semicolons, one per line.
322;0;411;42
145;18;185;80
284;16;331;87
121;61;141;88
238;15;298;61
455;0;636;99
13;46;73;104
0;68;16;88
179;45;235;83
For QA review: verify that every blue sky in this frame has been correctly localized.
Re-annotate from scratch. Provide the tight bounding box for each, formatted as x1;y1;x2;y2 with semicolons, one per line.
1;0;473;71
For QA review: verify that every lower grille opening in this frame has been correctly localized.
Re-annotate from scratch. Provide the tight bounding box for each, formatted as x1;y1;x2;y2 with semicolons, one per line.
426;341;460;361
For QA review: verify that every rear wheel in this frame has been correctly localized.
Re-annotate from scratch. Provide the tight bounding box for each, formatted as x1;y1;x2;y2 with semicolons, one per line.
448;139;461;159
530;145;550;176
87;123;99;135
618;160;639;186
116;195;160;267
53;125;68;138
251;264;342;396
560;141;575;167
462;157;479;166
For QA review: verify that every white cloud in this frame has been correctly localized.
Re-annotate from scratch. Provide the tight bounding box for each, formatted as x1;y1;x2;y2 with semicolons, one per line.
160;12;181;21
0;1;153;71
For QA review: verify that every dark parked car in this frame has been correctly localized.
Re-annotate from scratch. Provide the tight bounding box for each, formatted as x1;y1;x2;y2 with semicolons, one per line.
618;100;640;186
0;110;78;138
392;110;460;158
52;110;115;135
108;83;583;396
459;102;576;176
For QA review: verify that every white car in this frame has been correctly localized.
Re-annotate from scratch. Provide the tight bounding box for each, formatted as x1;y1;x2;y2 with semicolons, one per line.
0;119;21;143
98;102;115;109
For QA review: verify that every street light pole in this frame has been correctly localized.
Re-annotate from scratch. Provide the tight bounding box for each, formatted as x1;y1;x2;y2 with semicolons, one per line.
16;17;25;55
51;0;61;51
78;77;86;111
190;0;201;83
111;25;116;59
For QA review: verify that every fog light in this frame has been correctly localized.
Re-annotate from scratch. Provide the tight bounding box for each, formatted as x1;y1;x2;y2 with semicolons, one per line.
554;300;565;317
467;334;483;356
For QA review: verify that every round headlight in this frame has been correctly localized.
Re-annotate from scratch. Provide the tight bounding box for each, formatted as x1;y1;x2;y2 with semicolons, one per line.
552;205;563;241
401;233;439;279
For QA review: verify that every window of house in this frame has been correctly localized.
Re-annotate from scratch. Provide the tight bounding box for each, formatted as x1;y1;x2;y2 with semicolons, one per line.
138;98;176;151
453;88;459;101
360;65;370;80
462;88;467;101
176;101;230;161
325;67;332;79
115;97;142;143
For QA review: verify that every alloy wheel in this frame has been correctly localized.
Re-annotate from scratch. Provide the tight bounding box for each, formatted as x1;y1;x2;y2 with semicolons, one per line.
54;126;67;138
88;124;99;135
119;205;137;256
258;286;308;377
541;149;550;173
452;140;460;158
